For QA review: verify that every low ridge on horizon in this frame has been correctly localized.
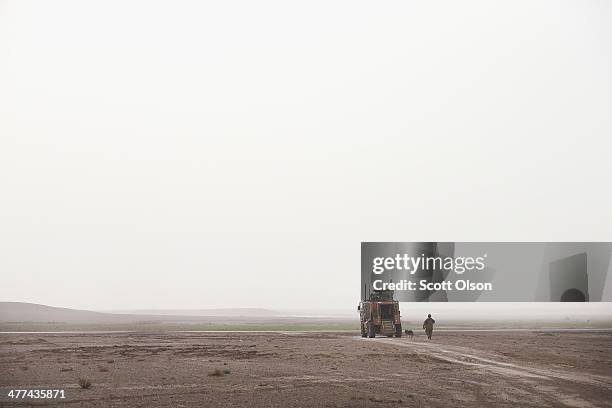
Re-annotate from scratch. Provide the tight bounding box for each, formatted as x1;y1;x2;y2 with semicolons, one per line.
0;302;356;324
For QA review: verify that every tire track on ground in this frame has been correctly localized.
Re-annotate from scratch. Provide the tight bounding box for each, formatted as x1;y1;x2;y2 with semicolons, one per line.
354;337;612;390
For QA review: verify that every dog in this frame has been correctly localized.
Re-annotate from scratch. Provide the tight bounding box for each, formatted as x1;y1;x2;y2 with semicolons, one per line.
404;329;414;340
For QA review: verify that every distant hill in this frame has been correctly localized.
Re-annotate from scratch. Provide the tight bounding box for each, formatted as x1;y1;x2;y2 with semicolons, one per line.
0;302;354;325
0;302;131;323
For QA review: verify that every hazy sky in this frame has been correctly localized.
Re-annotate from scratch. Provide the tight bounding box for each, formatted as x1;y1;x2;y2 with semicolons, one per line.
1;1;611;310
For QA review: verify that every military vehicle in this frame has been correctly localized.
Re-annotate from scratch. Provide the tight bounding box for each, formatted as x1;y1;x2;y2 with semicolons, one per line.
358;289;402;338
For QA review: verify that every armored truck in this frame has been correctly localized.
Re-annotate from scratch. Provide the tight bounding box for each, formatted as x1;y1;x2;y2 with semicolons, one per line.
358;289;402;338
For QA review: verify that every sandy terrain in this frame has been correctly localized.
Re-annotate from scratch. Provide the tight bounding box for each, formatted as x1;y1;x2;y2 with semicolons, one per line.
1;330;611;407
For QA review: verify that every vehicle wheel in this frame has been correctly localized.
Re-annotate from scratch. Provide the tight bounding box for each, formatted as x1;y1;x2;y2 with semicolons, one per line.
360;323;367;338
395;324;402;338
367;321;375;338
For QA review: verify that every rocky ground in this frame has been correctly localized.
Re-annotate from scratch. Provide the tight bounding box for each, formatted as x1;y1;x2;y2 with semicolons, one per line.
1;330;611;407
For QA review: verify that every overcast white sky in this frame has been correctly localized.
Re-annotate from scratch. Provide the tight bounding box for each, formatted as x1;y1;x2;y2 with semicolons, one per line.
0;1;611;310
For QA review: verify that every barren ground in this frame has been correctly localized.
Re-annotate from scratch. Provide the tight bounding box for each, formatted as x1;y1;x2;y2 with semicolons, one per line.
1;330;611;407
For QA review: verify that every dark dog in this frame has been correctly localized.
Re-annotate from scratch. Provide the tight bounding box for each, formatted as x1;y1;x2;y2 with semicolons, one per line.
404;329;414;340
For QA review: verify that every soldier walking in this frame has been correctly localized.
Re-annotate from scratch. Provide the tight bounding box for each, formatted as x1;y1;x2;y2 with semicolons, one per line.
423;314;435;340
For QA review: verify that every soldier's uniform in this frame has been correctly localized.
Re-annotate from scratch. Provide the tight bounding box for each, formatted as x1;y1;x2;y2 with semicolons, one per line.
423;316;435;340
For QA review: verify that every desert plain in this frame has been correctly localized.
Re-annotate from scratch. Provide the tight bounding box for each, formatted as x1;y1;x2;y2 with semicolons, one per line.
1;329;611;407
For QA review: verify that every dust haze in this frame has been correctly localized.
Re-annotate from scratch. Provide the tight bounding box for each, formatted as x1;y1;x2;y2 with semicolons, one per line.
1;2;612;406
1;0;612;311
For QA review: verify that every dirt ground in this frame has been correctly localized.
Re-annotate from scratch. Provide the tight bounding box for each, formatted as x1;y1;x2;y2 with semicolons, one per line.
1;330;611;407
